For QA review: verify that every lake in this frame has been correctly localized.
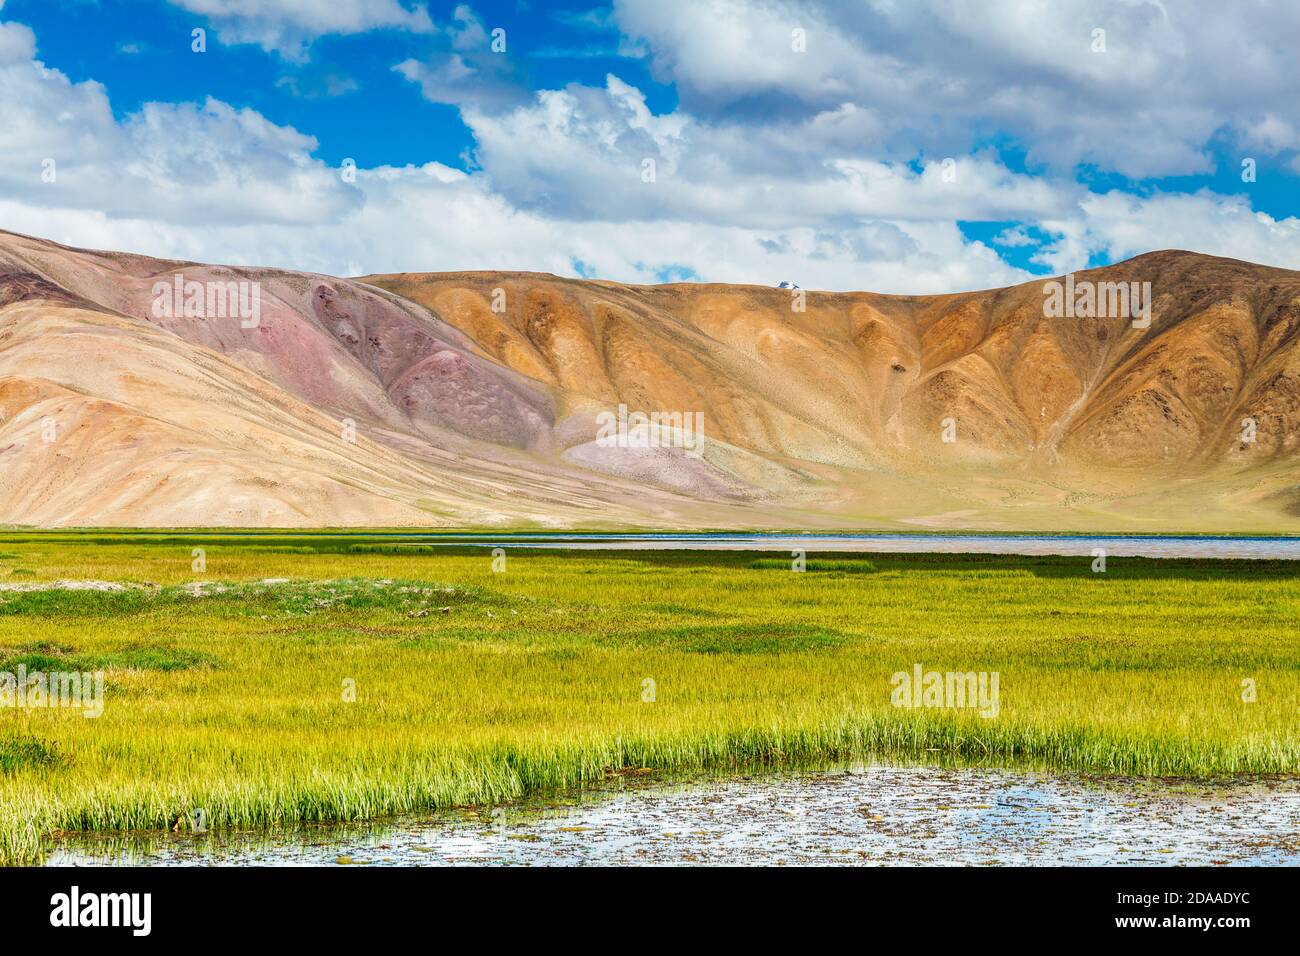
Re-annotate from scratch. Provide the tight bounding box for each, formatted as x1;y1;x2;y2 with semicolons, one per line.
391;533;1300;560
46;765;1300;867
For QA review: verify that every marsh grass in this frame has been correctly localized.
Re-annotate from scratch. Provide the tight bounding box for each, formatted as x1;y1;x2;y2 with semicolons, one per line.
750;558;877;573
631;622;850;653
0;735;60;773
0;643;218;674
0;534;1296;863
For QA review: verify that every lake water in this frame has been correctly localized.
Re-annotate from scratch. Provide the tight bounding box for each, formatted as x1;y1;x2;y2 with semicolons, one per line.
46;766;1300;867
398;533;1300;560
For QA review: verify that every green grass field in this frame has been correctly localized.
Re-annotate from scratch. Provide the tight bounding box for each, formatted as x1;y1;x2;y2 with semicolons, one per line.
0;533;1297;864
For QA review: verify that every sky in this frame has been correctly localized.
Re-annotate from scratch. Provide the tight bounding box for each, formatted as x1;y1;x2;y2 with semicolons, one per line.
1;0;1298;293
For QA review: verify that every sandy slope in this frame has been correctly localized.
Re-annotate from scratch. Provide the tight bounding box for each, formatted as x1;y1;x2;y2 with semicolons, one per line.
1;229;1297;529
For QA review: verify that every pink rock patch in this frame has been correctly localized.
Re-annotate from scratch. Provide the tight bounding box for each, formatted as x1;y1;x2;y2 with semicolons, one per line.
392;348;552;448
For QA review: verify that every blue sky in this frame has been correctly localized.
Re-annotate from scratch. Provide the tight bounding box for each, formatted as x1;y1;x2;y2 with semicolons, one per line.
7;0;677;169
1;0;1298;292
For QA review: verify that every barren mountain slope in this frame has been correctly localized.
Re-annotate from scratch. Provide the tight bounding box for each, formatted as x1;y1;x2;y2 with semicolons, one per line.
1;228;1297;529
368;251;1300;471
366;252;1300;529
0;231;826;527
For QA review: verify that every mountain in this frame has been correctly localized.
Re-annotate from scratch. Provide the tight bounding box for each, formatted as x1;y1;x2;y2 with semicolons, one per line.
1;229;1297;530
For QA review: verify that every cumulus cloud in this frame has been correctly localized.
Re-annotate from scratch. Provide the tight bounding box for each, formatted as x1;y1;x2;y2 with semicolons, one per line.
462;75;1073;227
5;7;1011;291
1035;190;1300;274
613;0;1300;178
1;1;1299;297
0;48;358;226
0;17;34;64
1239;115;1300;154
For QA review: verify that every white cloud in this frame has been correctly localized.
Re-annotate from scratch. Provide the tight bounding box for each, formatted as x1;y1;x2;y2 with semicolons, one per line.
167;0;433;60
9;7;996;292
0;165;1036;294
393;4;525;109
0;47;357;226
994;226;1037;248
2;2;1299;299
1036;190;1300;274
461;75;1073;227
0;18;34;64
613;0;1300;178
1239;115;1300;154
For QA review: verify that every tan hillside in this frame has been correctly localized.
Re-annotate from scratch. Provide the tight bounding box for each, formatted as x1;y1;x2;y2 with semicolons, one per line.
1;228;1297;529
